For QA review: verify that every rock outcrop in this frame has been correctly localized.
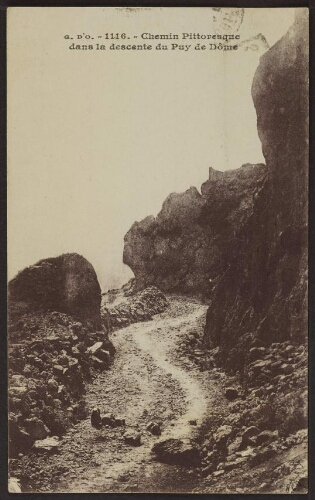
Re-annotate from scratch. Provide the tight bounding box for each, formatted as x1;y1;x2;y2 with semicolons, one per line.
9;253;102;329
124;164;266;297
203;10;308;364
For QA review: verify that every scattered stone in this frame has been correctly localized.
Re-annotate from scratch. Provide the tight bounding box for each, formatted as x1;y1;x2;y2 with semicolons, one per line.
23;418;49;440
225;387;239;401
201;465;214;477
224;456;248;471
227;436;243;455
256;430;278;446
87;342;103;355
53;365;64;376
251;387;264;398
284;345;295;354
33;436;60;452
124;430;141;447
96;349;111;363
241;426;260;446
270;360;282;372
114;417;126;427
11;375;26;386
237;447;256;458
213;425;233;448
10;385;28;397
91;356;106;369
249;347;267;361
147;422;161;436
293;477;308;492
101;287;168;328
118;473;130;483
280;363;294;375
47;378;58;393
101;413;116;427
212;470;225;477
91;408;102;430
152;438;200;466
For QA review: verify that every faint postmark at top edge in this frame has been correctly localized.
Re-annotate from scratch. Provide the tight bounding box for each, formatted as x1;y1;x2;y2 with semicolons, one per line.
238;34;270;53
212;8;245;35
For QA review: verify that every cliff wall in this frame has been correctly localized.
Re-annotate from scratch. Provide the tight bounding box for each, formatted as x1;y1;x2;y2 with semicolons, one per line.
203;11;308;367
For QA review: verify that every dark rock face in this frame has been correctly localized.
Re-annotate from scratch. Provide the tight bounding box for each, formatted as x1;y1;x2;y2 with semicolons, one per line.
9;253;102;328
203;11;308;363
124;165;266;296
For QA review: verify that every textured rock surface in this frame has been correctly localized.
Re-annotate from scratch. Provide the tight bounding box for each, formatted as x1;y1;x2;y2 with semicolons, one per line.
8;254;115;458
203;11;308;363
8;312;115;457
9;253;102;328
152;438;201;466
124;165;266;296
101;286;168;328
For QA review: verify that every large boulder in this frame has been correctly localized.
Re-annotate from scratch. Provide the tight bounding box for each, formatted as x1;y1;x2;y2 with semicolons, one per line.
8;253;102;328
152;438;200;466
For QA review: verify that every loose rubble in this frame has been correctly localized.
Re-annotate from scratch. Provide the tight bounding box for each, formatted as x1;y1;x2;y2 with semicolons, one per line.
8;311;115;458
123;430;142;447
101;286;168;329
192;341;307;491
7;296;308;494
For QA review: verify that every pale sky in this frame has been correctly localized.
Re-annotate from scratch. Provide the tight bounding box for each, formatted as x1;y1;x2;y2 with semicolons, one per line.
8;7;296;290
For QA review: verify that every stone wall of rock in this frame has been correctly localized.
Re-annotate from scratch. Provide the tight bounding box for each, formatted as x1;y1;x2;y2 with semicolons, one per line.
9;253;102;329
123;164;266;297
203;11;308;360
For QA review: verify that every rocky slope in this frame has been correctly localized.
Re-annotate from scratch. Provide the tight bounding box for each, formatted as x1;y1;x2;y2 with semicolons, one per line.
124;163;266;297
8;296;307;494
8;254;114;461
8;254;169;468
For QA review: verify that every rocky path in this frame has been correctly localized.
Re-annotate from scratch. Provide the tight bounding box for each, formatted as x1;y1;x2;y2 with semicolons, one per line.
39;296;228;493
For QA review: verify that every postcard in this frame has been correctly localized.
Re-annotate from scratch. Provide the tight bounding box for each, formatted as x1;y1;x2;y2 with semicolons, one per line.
7;7;308;494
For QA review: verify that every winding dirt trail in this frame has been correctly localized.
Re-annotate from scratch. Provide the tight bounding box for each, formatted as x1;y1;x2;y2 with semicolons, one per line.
133;310;209;441
41;297;228;493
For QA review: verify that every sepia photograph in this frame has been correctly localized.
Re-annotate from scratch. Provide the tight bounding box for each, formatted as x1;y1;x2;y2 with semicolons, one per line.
7;6;308;494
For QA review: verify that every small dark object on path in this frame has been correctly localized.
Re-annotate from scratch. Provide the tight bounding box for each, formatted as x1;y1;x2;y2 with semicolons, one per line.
91;408;102;430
